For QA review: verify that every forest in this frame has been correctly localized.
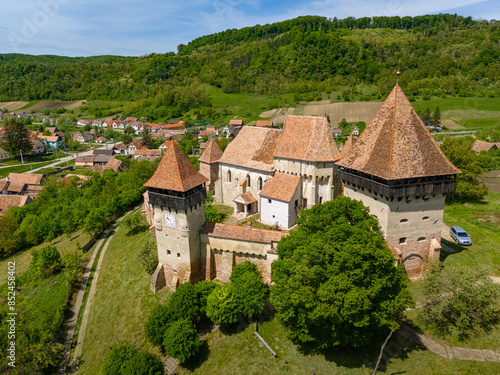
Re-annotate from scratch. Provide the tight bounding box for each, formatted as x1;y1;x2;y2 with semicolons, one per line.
0;14;499;121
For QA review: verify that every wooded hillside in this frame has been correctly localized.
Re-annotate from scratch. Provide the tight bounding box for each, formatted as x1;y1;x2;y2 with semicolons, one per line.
1;14;499;120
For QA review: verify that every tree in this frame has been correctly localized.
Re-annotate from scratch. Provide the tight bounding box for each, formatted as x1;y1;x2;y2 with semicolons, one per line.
102;344;164;375
230;261;266;318
432;106;441;125
418;265;500;340
123;210;148;234
0;117;33;157
137;237;158;274
206;284;240;325
145;304;173;347
167;282;203;324
163;318;201;363
205;191;226;223
270;197;414;348
141;125;153;148
0;215;23;258
338;118;348;128
421;107;432;126
441;137;488;202
30;246;62;279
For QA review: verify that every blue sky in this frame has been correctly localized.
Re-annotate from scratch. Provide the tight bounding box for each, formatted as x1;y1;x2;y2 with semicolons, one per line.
1;0;498;56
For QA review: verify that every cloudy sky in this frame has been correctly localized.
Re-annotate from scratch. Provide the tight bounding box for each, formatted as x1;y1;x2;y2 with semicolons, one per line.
1;0;498;57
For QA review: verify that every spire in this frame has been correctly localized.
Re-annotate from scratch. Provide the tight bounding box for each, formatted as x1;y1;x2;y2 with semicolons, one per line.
199;139;223;164
337;133;355;160
144;141;207;192
336;85;460;180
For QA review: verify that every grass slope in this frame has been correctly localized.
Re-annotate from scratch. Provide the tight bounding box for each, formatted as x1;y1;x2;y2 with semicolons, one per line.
77;226;170;375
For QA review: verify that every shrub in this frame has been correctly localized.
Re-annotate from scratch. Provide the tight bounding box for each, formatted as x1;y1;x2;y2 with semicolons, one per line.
30;246;62;279
163;319;201;363
206;285;240;325
137;237;158;274
230;262;266;318
145;304;173;347
102;344;163;375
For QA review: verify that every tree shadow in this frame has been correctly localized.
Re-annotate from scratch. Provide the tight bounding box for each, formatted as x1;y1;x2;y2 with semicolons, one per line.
179;340;210;372
67;356;84;374
125;224;150;236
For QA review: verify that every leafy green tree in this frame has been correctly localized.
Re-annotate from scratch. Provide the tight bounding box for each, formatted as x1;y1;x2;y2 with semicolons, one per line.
270;197;413;348
432;106;441;125
193;280;217;317
168;282;203;324
441;137;488;202
62;250;84;284
338;118;348;128
205;191;226;223
30;246;62;279
230;261;266;318
123;210;148;234
206;284;240;325
102;344;163;375
163;319;201;363
0;117;33;157
421;107;432;126
137;237;158;274
141;125;153;148
145;304;173;347
0;215;23;258
418;265;500;340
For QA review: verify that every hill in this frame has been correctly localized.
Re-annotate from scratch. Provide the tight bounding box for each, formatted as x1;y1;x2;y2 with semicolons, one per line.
0;14;499;122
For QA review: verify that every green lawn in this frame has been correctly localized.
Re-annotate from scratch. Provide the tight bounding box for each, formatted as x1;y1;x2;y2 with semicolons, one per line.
0;229;92;286
442;192;500;276
0;160;56;178
76;225;170;375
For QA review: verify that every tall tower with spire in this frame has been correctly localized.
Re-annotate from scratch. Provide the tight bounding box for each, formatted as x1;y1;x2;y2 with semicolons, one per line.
199;139;223;191
144;141;208;290
336;84;460;278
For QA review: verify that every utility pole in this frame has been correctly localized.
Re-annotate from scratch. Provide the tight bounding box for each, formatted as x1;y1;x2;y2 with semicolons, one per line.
20;149;24;164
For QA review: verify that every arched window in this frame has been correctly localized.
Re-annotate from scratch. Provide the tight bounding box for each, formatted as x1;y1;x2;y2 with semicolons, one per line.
246;174;251;188
258;177;263;190
227;170;231;182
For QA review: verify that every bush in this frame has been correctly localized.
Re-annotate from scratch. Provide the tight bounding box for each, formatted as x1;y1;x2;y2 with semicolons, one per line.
62;249;84;284
145;304;173;347
206;285;240;325
418;265;500;340
137;237;158;274
102;344;163;375
30;246;62;279
123;210;149;235
230;262;267;318
163;319;201;363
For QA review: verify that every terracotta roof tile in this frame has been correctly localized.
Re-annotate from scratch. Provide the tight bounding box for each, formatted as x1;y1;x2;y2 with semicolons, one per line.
0;195;30;215
338;133;355;160
259;173;301;202
229;119;243;126
256;120;273;127
199;139;223;164
144;141;207;192
200;222;286;243
274;116;340;162
471;140;498;153
337;85;461;179
0;179;9;191
233;191;258;204
219;127;281;171
7;172;43;185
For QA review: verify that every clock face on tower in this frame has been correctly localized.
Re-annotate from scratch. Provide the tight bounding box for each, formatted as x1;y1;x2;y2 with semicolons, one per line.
164;213;176;228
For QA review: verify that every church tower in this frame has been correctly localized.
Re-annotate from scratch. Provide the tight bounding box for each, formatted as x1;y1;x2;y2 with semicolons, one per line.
199;139;223;191
144;141;208;291
336;84;460;278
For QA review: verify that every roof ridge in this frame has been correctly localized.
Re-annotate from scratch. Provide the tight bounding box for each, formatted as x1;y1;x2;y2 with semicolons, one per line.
387;85;398;179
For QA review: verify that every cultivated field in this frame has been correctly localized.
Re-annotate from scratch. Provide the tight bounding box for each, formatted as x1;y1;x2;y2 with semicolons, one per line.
303;101;382;124
441;119;466;130
260;107;295;124
27;99;86;110
0;101;29;111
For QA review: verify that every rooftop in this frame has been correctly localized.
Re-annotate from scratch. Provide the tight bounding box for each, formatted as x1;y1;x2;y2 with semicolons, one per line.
336;85;460;180
199;139;223;164
200;222;286;244
144;141;208;192
259;173;301;202
8;172;43;185
274;116;339;162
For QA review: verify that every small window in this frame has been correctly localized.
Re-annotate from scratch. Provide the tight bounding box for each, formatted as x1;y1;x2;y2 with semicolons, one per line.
422;216;430;221
167;250;171;255
268;199;272;204
319;197;323;204
399;237;407;245
227;170;231;182
246;174;251;188
272;215;275;218
177;253;180;258
418;237;426;242
400;219;408;223
258;177;263;190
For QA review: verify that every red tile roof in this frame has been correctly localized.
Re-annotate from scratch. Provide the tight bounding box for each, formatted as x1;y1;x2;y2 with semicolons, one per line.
229;119;243;126
259;173;301;202
8;172;43;185
256;120;273;127
200;222;286;243
274;116;340;162
338;133;355;160
471;140;499;153
0;195;30;215
144;141;207;192
234;191;258;204
337;85;461;179
218;127;281;171
199;139;223;164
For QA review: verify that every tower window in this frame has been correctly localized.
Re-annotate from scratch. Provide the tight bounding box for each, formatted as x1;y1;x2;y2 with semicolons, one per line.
319;197;323;204
268;199;272;204
422;216;430;221
399;237;407;245
400;219;408;223
167;250;171;255
258;177;263;190
177;253;181;258
246;174;251;188
227;170;231;182
418;237;426;242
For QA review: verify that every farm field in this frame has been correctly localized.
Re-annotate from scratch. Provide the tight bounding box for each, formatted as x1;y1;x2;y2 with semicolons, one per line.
0;101;29;111
21;99;86;111
302;101;382;124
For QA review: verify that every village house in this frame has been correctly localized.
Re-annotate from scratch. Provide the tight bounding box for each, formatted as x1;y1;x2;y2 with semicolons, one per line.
75;156;95;167
0;195;32;216
256;120;273;128
2;173;45;196
96;136;107;144
91;156;127;174
143;82;460;292
471;139;500;154
77;119;91;126
114;143;129;155
31;140;45;154
331;127;343;137
39;135;63;150
0;148;10;161
92;120;103;127
229;119;244;127
134;147;162;159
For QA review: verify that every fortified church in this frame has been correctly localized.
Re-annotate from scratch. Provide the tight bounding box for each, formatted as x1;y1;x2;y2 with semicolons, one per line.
143;82;460;292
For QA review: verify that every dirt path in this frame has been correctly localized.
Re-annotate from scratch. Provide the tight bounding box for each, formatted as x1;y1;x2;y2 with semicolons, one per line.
58;211;132;374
